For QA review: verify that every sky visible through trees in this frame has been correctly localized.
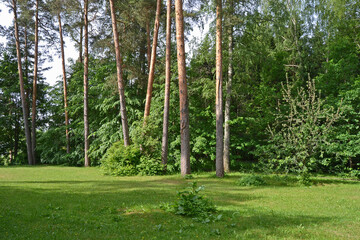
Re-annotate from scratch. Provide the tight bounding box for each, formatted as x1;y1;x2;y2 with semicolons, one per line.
0;1;209;86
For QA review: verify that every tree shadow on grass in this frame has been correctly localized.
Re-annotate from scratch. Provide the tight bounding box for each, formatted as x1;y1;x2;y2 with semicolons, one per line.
0;184;335;240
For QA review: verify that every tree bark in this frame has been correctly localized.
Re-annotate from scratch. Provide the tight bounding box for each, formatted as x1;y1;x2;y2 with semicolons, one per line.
109;0;130;147
175;0;190;175
83;0;90;167
146;17;151;71
24;26;31;132
223;0;233;173
143;0;161;120
58;13;70;154
12;0;33;165
31;0;39;164
215;0;224;177
161;0;172;170
14;114;20;159
79;18;83;63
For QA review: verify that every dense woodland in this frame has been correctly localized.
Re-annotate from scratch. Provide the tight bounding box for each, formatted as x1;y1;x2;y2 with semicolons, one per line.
0;0;359;179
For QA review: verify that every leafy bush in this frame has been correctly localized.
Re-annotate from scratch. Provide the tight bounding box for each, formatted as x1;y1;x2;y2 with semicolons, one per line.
237;175;266;186
162;182;216;219
137;156;163;176
100;142;141;176
350;169;360;179
101;141;164;176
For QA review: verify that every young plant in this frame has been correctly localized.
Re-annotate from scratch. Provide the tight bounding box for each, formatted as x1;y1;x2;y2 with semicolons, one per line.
162;182;216;220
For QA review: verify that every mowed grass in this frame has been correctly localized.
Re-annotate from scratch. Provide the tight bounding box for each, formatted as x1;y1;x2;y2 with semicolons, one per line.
0;166;359;240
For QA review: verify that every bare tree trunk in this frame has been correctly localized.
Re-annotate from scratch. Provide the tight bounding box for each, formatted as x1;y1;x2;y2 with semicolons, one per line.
161;0;172;170
109;0;130;146
79;18;83;63
12;0;33;165
24;26;28;83
58;13;70;154
9;100;14;164
14;114;19;159
24;26;31;134
215;0;224;177
175;0;190;175
83;0;90;167
146;18;151;71
143;0;161;120
31;0;39;164
223;0;233;173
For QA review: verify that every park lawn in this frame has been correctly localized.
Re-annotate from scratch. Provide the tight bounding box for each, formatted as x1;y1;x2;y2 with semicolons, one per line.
0;166;359;240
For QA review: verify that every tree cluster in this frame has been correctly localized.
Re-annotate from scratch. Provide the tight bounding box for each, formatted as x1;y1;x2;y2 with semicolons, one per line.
0;0;359;177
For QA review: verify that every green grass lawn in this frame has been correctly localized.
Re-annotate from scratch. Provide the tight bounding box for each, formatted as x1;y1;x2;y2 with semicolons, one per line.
0;166;359;239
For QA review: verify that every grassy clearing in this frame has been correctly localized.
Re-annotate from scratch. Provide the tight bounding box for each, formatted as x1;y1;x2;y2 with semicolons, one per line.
0;166;359;239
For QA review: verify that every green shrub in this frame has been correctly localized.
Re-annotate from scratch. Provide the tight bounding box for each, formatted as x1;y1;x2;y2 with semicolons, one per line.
100;142;141;176
162;182;216;219
349;165;360;179
237;175;266;186
137;156;163;176
255;77;342;176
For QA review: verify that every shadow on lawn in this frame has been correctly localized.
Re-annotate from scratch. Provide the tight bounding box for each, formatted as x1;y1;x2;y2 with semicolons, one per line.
0;184;333;240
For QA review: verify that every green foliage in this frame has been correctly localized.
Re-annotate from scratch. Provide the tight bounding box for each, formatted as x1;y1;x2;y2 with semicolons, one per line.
130;116;161;160
163;182;216;220
100;140;163;176
349;169;360;180
298;172;312;186
256;77;342;176
2;0;359;178
100;142;141;176
237;175;266;186
137;156;163;176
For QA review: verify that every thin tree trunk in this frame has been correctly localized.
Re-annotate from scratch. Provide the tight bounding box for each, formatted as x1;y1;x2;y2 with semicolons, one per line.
223;0;233;173
109;0;130;146
146;18;151;71
24;26;31;132
83;0;90;167
14;114;20;159
175;0;190;175
161;0;172;170
9;100;13;164
215;0;224;177
12;0;33;165
31;0;39;164
143;0;161;120
58;13;70;154
79;19;83;63
24;26;28;82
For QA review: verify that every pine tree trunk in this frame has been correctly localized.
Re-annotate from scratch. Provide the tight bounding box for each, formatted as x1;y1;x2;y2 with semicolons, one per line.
146;18;151;71
83;0;90;167
24;26;31;136
223;1;233;173
215;0;224;177
175;0;190;175
109;0;130;147
144;0;161;120
161;0;172;170
58;13;70;154
14;114;20;159
12;0;33;165
79;18;83;63
31;0;39;164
